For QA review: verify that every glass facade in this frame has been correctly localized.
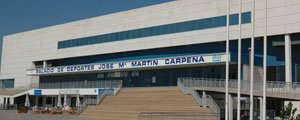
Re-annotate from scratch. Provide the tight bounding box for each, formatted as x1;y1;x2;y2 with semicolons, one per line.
0;79;15;88
57;12;251;49
51;41;238;67
40;65;237;87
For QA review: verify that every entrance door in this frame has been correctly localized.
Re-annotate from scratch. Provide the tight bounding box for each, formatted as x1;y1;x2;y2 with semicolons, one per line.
52;97;56;107
70;97;76;107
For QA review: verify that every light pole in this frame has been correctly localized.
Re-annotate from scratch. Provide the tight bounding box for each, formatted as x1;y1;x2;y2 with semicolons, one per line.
225;0;230;119
263;0;268;119
237;0;242;119
250;0;255;119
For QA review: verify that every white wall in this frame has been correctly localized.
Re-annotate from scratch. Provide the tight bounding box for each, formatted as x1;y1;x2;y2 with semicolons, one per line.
1;0;300;87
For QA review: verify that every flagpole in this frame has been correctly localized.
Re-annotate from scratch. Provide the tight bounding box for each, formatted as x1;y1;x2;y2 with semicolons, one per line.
263;0;268;119
237;0;242;119
250;0;255;119
225;0;230;119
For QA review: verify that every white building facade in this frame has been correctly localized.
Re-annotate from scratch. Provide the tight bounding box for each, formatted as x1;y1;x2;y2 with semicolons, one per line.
1;0;300;118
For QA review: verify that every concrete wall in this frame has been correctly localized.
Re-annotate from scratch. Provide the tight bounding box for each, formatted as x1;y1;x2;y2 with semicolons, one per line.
1;0;300;87
243;64;263;81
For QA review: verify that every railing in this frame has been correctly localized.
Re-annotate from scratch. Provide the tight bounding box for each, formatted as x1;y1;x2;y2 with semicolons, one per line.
76;95;99;114
178;77;300;94
178;80;220;119
96;94;107;105
115;80;123;95
139;112;220;120
39;80;122;89
0;104;18;110
254;110;275;120
76;82;122;114
0;83;38;90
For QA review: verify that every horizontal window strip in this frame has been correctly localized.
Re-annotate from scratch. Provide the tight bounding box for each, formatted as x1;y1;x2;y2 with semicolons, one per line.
58;12;251;49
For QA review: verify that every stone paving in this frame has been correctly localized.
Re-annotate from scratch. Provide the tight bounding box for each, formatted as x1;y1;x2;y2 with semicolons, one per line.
0;110;89;120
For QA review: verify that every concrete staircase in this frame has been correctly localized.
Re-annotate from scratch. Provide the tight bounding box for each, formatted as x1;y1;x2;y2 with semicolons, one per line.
81;87;215;120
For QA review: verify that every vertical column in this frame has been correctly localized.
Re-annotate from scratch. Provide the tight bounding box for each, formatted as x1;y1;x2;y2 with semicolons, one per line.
202;91;207;108
229;94;233;120
42;96;46;107
259;97;263;120
0;97;3;104
10;97;14;105
285;34;292;83
35;96;39;106
5;97;8;104
225;0;230;119
237;0;242;119
43;61;47;68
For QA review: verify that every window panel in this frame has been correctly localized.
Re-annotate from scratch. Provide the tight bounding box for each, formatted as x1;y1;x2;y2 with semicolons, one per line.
229;14;239;25
57;12;251;49
242;12;251;24
0;79;14;88
136;29;142;38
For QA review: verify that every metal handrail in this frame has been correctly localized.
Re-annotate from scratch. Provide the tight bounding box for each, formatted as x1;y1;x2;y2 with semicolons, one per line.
0;83;38;90
139;112;220;120
0;104;18;110
39;80;122;89
76;96;99;114
178;80;220;119
178;77;300;94
76;83;122;114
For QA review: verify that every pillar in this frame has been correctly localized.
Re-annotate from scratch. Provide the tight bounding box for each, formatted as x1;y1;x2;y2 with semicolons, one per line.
259;97;263;120
202;91;207;107
5;97;8;104
42;96;46;106
10;97;14;105
43;61;47;68
35;96;39;106
0;97;4;104
228;94;233;120
285;34;292;83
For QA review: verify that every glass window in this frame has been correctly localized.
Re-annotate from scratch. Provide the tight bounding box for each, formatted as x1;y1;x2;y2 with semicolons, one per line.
120;72;128;77
103;34;109;42
119;32;125;40
114;72;121;77
115;33;120;41
229;14;239;25
142;28;149;37
131;30;137;39
46;97;52;104
213;16;226;27
57;41;63;49
182;21;191;32
161;25;168;34
97;73;104;79
136;29;142;38
0;79;14;88
107;72;114;78
124;31;130;39
57;12;251;49
242;12;251;24
190;21;197;30
168;24;176;33
132;71;139;77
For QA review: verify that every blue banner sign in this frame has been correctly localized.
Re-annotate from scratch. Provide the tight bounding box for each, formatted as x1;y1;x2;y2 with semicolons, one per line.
27;53;227;75
34;89;42;95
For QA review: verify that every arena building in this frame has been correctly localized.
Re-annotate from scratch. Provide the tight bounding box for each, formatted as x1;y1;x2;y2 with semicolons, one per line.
1;0;300;119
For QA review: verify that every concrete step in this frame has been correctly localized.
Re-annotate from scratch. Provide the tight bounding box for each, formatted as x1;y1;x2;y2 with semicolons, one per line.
81;86;216;120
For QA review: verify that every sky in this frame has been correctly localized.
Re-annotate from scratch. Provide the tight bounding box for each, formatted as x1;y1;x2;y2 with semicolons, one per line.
0;0;173;63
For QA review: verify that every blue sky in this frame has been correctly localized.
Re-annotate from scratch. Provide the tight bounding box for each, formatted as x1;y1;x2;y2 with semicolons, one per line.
0;0;173;63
